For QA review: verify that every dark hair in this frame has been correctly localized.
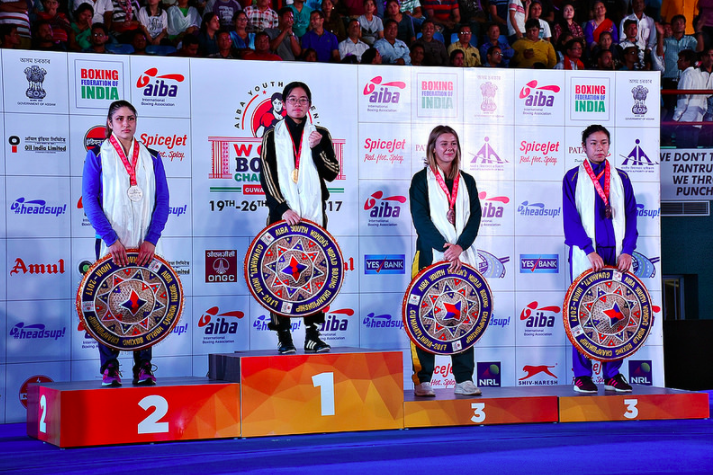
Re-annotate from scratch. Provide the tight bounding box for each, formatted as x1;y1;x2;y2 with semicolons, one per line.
74;2;94;17
487;45;501;56
201;12;219;32
278;6;293;17
623;19;637;31
360;47;379;64
255;31;270;42
33;20;52;35
282;81;312;104
410;42;425;52
581;124;610;144
678;48;696;64
311;9;325;19
217;27;232;39
421;19;435;29
105;101;138;139
91;22;107;34
383;18;398;29
232;10;246;22
486;22;500;34
525;18;540;31
182;34;199;47
386;0;400;7
301;47;317;60
564;37;583;51
555;2;576;33
671;14;686;25
270;92;282;102
599;30;612;40
362;0;374;6
449;49;464;63
347;18;360;28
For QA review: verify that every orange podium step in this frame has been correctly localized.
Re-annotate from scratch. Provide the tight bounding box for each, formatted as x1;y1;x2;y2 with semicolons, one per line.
209;348;404;437
26;378;240;448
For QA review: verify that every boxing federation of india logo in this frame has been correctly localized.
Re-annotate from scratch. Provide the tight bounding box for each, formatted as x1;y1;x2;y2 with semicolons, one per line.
24;65;47;100
245;220;345;317
209;81;345;193
477;250;509;279
564;267;653;362
403;262;492;355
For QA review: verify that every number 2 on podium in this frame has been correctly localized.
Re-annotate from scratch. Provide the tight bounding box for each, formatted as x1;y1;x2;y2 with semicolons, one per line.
312;372;335;416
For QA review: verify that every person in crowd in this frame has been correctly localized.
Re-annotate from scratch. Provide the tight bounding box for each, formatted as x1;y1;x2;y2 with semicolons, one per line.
138;0;168;45
619;45;640;69
360;45;382;63
339;17;369;61
321;0;346;42
552;1;583;44
267;7;301;60
673;49;707;148
0;0;31;47
130;29;147;53
33;20;66;50
410;41;425;64
244;29;283;59
83;21;112;52
489;0;508;28
563;124;637;394
554;36;584;69
301;9;339;62
449;48;464;65
300;46;318;60
74;0;113;26
83;100;169;388
511;18;555;67
259;82;339;355
198;11;220;55
108;0;139;42
245;0;278;33
0;24;21;48
358;0;383;46
36;0;70;46
289;0;312;38
167;0;200;43
174;32;199;55
375;18;412;64
400;0;424;31
484;44;504;66
528;0;549;41
213;0;241;27
413;19;448;65
661;0;699;35
506;0;529;43
554;30;572;61
69;3;94;51
230;10;255;50
409;125;482;398
480;22;513;66
619;0;656;62
588;29;623;68
423;0;460;43
696;0;713;50
584;0;618;51
594;48;615;69
458;0;488;41
385;0;415;45
208;27;238;57
447;23;481;66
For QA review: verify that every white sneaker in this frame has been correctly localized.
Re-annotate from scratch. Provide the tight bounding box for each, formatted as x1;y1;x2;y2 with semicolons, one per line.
414;382;435;397
454;380;482;396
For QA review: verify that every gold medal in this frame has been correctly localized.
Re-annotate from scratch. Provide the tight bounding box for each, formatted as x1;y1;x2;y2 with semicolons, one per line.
292;169;299;183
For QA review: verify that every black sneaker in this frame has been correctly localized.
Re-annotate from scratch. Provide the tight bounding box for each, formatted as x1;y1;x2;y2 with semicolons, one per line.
133;361;156;386
573;376;597;393
304;330;330;353
605;374;633;392
277;330;296;355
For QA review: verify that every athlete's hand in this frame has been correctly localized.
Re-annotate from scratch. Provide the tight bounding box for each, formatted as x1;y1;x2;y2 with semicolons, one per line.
617;253;632;272
587;251;604;272
448;258;463;273
308;131;322;148
137;241;156;266
443;243;463;262
282;209;301;225
108;240;128;267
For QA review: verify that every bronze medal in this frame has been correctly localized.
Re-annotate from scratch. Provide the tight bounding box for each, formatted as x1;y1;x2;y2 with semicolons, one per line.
447;208;455;225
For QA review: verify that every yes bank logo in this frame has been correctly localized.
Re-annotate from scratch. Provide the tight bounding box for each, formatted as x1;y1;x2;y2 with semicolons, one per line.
628;360;653;385
362;312;404;329
477;362;501;387
364;255;405;274
519;254;559;273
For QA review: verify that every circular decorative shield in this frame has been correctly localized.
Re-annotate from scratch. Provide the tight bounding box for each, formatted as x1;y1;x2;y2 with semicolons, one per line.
245;220;345;317
564;266;653;362
402;262;493;355
76;250;184;351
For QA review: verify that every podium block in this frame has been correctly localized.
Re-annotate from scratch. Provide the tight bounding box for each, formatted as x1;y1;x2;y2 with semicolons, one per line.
559;386;710;422
210;348;404;437
404;387;559;428
26;378;240;448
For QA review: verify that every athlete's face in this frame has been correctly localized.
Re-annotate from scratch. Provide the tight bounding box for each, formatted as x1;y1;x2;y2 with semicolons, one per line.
285;87;310;121
108;106;137;143
583;131;609;164
433;133;458;168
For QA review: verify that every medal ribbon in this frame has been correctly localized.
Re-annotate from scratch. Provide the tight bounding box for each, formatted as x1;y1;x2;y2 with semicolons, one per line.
109;135;140;187
582;159;610;211
287;125;303;173
431;166;459;219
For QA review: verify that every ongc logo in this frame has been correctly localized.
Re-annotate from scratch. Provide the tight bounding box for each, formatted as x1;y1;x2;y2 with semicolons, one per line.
136;68;184;97
519;80;560;107
520;301;561;328
363;76;405;104
364;191;405;218
478;191;509;219
198;306;244;334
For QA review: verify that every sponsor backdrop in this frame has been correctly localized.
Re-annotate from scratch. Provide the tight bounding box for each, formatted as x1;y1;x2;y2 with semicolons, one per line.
0;50;662;423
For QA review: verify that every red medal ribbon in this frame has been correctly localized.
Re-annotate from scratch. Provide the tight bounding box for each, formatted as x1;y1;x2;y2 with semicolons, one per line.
109;135;140;186
287;126;303;172
431;166;459;224
582;159;611;215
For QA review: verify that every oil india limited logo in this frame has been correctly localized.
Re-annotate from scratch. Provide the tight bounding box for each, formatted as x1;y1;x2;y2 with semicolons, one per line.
208;81;345;194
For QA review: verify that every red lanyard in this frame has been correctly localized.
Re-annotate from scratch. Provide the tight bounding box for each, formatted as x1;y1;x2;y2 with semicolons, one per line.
582;159;611;218
431;166;459;225
109;135;140;186
288;126;303;170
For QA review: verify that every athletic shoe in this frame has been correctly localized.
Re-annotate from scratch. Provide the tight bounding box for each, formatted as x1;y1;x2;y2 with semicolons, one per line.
304;330;330;353
573;376;597;393
133;361;157;386
605;374;633;392
277;330;296;355
414;382;435;397
102;363;122;387
454;380;482;396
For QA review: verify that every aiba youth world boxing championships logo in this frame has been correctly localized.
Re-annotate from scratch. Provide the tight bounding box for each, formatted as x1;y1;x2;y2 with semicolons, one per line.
208;81;346;200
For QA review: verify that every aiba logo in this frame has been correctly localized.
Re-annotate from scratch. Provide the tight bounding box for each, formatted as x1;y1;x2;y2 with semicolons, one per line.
364;191;406;228
477;362;501;387
478;191;509;227
469;137;507;172
10;197;67;217
10;322;66;340
631;251;660;279
362;312;404;329
253;314;301;331
628;360;653;385
519;80;560;108
205;250;237;283
136;67;184;98
477;250;509;278
364;255;405;274
198;306;244;335
363;76;405;106
517;201;561;218
519;254;559;273
320;306;353;332
19;375;53;408
10;258;65;276
520;301;561;336
518;364;558;385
